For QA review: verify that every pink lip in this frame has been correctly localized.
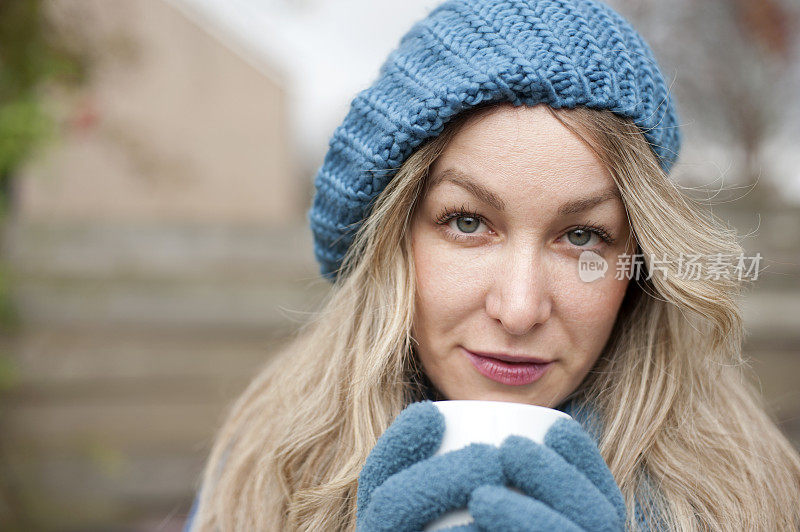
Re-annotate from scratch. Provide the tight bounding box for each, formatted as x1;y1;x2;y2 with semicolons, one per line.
463;347;553;386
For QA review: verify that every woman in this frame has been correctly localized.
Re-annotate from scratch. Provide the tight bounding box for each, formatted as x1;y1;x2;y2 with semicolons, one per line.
186;0;800;530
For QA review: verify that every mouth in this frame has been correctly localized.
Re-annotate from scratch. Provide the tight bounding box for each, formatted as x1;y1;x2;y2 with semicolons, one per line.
462;347;553;386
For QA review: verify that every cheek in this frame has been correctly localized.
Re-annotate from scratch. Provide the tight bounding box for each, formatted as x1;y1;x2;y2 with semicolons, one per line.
556;269;630;350
412;231;485;315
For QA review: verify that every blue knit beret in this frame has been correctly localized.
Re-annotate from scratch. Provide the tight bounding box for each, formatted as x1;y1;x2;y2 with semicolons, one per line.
308;0;681;282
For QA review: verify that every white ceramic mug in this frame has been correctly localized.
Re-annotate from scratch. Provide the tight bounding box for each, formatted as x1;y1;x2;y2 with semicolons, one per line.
423;400;573;532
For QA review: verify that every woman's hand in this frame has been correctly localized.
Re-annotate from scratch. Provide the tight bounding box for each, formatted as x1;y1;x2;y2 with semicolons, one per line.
467;417;627;532
356;401;504;532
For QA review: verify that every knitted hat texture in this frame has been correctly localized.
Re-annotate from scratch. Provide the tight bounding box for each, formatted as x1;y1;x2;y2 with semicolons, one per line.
308;0;681;282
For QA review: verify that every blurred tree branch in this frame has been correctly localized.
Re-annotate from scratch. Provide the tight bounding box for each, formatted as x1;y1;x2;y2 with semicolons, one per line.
735;0;794;60
616;0;799;198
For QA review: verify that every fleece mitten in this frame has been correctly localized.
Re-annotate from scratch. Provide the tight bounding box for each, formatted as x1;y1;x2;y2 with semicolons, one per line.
356;401;504;532
467;417;626;531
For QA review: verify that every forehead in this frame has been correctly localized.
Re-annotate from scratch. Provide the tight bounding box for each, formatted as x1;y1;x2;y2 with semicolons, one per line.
427;105;615;201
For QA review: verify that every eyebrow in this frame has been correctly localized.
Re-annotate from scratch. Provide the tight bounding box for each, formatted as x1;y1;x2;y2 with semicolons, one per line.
428;168;507;211
557;186;622;216
428;168;622;216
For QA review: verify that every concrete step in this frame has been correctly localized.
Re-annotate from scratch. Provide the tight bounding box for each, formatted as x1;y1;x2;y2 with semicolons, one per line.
3;220;333;329
3;220;320;279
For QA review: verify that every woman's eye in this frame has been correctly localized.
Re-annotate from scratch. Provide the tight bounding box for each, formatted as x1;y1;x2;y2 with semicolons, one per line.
566;228;599;247
452;216;483;234
436;210;490;242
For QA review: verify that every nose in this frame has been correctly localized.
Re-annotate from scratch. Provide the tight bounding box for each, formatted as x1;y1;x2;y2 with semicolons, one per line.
485;245;553;336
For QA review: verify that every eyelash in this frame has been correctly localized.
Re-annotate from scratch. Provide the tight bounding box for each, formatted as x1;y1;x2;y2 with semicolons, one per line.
570;223;616;245
433;204;616;246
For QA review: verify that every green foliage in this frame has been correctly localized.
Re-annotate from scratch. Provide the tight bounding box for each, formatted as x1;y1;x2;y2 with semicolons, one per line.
0;4;87;529
0;0;87;206
0;259;16;332
0;355;16;394
0;0;86;379
0;95;52;190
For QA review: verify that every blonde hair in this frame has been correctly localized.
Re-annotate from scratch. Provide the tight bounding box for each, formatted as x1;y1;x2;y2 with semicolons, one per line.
189;104;800;531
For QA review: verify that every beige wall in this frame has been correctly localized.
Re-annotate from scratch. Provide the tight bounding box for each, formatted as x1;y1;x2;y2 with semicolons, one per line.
16;0;303;225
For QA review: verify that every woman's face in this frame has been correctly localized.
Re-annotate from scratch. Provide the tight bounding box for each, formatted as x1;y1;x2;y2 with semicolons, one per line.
409;104;634;408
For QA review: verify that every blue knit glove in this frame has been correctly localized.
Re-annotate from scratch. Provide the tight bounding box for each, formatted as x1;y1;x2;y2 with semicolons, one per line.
356;401;505;532
466;417;627;532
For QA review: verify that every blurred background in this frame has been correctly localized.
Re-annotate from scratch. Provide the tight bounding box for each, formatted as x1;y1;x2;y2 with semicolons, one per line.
0;0;798;530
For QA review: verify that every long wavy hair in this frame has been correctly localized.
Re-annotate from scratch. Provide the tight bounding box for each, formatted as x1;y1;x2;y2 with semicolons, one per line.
188;103;800;531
